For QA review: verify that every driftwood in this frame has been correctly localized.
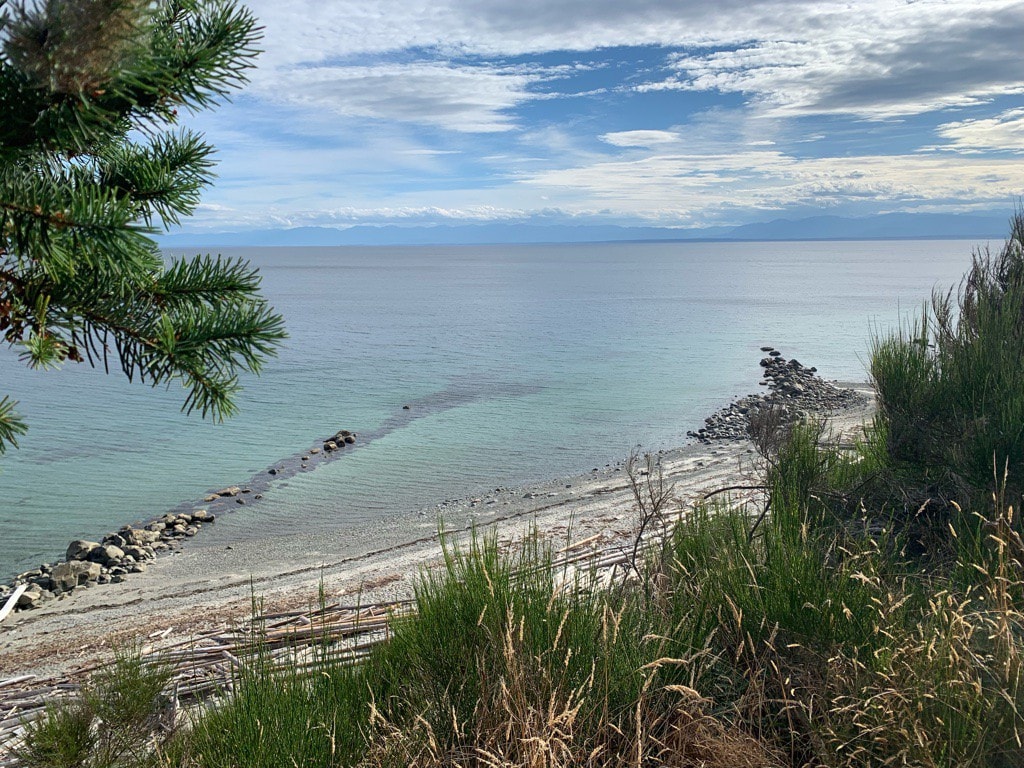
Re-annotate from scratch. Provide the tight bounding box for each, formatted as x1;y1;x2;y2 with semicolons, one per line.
0;600;413;765
0;515;685;766
0;588;26;626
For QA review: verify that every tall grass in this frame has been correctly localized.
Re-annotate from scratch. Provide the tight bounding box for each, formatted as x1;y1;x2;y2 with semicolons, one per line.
13;646;173;768
15;475;1024;767
871;211;1024;511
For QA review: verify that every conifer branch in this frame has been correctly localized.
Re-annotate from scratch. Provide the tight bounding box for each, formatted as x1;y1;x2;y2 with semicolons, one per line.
0;0;284;451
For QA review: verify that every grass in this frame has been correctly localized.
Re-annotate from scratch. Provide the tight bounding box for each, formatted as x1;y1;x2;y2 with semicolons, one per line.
17;490;1021;767
870;211;1024;517
11;215;1024;767
13;646;173;768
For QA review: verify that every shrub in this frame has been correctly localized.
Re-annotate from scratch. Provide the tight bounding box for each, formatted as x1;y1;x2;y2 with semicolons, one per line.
871;212;1024;510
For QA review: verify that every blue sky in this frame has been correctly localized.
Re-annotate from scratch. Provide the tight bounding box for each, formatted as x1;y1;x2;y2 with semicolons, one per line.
179;0;1024;233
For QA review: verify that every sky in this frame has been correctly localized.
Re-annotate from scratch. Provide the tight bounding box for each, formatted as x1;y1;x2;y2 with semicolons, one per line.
178;0;1024;233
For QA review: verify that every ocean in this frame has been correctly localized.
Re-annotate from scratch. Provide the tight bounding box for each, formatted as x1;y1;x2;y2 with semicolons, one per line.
0;239;986;577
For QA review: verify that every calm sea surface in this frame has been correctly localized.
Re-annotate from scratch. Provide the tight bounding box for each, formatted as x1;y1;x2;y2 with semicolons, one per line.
0;240;988;576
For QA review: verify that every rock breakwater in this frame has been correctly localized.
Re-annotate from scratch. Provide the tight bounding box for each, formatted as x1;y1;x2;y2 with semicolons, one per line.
1;426;361;615
1;510;216;612
688;347;867;443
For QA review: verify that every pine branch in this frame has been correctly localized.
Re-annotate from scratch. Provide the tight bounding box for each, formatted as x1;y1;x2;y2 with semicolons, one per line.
98;129;215;226
0;1;283;451
0;395;28;454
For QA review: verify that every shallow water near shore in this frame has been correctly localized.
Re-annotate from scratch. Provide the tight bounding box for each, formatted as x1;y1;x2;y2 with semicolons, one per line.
0;239;983;576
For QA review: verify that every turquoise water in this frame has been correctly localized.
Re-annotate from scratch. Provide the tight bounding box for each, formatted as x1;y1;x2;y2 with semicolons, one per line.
0;239;985;576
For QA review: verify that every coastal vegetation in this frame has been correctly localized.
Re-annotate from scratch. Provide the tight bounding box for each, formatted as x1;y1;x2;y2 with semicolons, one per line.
0;0;286;454
10;216;1024;766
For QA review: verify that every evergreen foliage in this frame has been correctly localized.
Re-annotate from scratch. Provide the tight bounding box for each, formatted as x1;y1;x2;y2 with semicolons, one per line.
0;0;286;453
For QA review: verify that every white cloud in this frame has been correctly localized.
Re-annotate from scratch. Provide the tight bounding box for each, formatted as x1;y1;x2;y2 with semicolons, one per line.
242;0;1024;123
175;1;1024;228
518;149;1024;220
261;62;541;133
601;130;680;147
648;2;1024;118
186;141;1024;231
933;109;1024;153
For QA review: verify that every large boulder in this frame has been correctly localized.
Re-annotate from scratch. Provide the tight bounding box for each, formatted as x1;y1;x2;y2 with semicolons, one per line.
51;561;101;591
123;528;161;545
16;585;45;609
87;544;125;565
66;540;101;561
122;544;153;561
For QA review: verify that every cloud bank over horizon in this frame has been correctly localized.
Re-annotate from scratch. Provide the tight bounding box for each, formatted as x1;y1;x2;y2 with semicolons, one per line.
176;0;1024;233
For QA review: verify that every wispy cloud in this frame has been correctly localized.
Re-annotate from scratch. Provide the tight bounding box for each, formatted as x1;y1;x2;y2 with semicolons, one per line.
932;108;1024;153
519;149;1024;221
261;62;543;133
645;2;1024;118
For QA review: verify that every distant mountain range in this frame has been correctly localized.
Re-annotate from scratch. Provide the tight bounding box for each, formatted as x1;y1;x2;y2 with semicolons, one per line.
158;212;1012;248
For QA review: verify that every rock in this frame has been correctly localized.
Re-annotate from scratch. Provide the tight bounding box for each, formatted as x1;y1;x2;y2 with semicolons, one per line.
769;350;782;357
127;528;161;545
102;533;126;548
146;522;167;533
236;498;246;505
191;510;215;523
324;441;338;451
310;448;320;455
185;526;199;536
217;486;242;497
204;494;219;502
16;585;44;609
122;545;151;561
87;544;125;565
28;575;54;591
66;540;101;561
51;561;102;591
343;435;355;444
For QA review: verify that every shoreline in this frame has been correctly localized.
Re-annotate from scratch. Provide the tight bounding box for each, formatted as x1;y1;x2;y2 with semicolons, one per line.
0;355;874;679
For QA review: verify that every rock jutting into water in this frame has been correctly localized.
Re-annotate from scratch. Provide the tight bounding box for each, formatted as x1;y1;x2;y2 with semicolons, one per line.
0;511;217;612
686;347;867;443
1;428;360;614
323;429;357;451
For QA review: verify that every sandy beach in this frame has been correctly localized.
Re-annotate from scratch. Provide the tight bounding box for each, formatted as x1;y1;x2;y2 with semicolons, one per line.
0;380;875;682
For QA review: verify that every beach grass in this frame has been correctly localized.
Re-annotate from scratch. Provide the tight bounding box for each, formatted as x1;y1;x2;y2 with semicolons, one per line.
13;460;1024;767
